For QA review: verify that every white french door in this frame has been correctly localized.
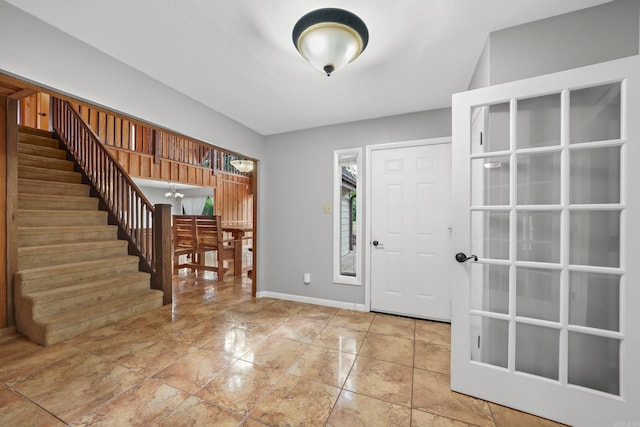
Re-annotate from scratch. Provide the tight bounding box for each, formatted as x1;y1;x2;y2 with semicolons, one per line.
451;56;640;426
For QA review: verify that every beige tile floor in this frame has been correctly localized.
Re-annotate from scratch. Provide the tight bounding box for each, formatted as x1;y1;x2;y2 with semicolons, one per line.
0;272;566;426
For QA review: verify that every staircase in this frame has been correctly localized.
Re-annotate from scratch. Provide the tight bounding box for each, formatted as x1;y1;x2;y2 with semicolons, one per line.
14;126;164;346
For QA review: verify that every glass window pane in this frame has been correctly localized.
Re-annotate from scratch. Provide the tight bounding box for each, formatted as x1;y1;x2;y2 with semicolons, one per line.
471;264;509;314
517;93;561;148
517;152;561;205
517;211;561;263
516;268;560;322
472;104;510;154
570;146;621;204
569;272;620;331
570;83;621;144
471;157;510;206
570;211;620;268
516;323;559;380
471;211;509;260
568;332;620;395
471;315;508;368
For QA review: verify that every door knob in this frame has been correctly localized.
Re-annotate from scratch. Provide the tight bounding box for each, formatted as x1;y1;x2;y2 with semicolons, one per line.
455;252;477;262
372;240;384;248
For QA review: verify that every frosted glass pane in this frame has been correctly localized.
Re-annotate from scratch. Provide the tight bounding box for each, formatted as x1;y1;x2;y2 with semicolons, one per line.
517;152;561;205
570;83;621;144
517;211;561;263
569;272;620;331
471;157;510;206
516;324;559;380
570;146;620;204
470;264;509;314
517;94;561;148
471;211;509;260
471;315;508;368
516;268;560;322
570;211;620;267
568;332;620;395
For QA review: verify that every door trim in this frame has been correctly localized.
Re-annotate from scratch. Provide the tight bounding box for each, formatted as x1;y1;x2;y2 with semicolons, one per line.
365;137;452;313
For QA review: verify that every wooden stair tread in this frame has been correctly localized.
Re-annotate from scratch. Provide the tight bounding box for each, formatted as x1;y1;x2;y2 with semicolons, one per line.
18;240;126;256
18;153;74;171
18;125;55;138
18;209;106;217
27;272;150;304
16;255;139;280
18;224;116;233
18;143;67;159
18;178;90;197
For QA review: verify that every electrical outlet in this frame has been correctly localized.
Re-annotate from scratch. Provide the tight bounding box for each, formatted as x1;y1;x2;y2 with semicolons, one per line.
323;205;332;214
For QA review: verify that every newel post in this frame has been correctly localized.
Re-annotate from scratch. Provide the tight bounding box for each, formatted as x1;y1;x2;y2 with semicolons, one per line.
153;204;173;305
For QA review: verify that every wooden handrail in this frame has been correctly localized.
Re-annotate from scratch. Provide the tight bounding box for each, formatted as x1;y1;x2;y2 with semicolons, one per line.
51;97;171;304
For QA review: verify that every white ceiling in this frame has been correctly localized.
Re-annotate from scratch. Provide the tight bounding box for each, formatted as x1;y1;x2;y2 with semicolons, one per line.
8;0;612;135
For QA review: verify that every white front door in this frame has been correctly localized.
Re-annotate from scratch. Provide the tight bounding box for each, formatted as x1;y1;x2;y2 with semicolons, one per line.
451;56;640;426
369;139;452;320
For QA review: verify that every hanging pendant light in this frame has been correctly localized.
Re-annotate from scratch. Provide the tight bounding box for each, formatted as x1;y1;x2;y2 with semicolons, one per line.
292;8;369;76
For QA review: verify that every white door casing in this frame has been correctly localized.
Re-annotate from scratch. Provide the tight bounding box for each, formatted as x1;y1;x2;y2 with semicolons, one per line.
451;55;640;426
367;138;452;320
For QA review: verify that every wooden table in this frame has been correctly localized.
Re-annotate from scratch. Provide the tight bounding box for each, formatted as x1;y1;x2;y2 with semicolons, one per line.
222;225;253;277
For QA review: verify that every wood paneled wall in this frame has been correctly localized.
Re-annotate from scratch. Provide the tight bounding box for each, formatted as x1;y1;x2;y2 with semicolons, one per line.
107;147;218;188
216;174;253;226
18;92;49;131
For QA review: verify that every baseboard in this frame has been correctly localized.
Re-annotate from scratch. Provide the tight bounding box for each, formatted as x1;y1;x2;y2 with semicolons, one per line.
257;291;367;312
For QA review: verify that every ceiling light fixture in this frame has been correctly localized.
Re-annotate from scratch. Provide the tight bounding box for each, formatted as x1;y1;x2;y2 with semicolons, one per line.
230;159;254;173
165;184;184;201
292;8;368;77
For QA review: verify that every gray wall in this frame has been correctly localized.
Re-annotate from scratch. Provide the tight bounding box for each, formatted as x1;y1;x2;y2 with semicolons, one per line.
469;0;640;89
262;109;451;304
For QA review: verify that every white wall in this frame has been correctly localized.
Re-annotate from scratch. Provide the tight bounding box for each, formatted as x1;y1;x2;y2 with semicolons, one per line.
262;109;451;305
469;0;640;89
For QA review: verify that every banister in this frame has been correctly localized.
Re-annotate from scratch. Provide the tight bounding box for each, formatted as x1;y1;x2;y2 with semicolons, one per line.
50;97;171;304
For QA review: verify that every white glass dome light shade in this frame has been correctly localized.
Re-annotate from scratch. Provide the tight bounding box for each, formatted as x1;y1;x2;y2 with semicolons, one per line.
297;24;363;76
293;8;369;76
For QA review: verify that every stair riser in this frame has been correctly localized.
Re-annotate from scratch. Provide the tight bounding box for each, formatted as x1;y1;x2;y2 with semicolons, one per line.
19;180;89;197
16;260;140;294
18;244;128;270
17;212;108;227
18;197;98;211
18;166;82;184
31;278;152;319
18;134;59;149
18;154;74;172
18;143;67;159
18;228;117;247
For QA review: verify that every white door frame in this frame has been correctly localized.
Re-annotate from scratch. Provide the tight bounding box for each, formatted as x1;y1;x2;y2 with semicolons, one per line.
365;136;452;312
